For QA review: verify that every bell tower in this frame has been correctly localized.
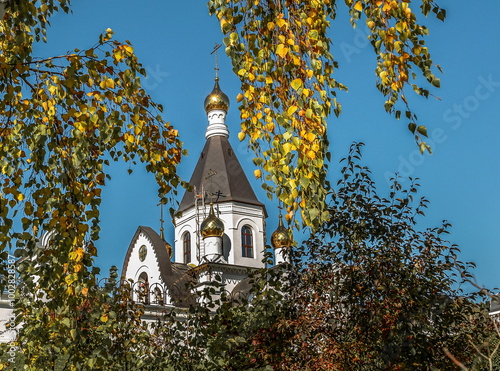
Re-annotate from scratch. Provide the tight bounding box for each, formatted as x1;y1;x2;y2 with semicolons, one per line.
172;75;267;291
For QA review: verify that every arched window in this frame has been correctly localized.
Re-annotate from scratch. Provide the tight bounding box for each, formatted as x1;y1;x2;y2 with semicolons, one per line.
138;272;149;305
153;286;163;306
241;225;253;258
183;232;191;264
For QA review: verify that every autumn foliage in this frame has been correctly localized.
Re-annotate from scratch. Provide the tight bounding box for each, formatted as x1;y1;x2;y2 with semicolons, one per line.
240;144;493;370
209;0;445;228
0;1;496;370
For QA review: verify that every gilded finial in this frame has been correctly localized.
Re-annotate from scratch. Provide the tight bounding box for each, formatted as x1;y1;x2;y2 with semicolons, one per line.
271;214;292;249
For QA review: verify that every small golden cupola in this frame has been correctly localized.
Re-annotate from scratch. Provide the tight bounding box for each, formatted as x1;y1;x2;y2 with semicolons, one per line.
204;77;230;114
200;203;224;238
271;215;292;249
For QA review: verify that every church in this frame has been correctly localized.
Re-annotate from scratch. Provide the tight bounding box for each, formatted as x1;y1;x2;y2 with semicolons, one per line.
0;74;292;340
120;75;291;312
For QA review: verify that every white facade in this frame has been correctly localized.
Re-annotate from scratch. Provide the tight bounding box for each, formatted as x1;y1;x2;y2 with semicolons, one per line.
122;228;173;306
174;201;266;268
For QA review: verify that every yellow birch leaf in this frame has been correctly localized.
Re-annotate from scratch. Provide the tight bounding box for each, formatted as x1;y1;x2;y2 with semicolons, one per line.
276;44;289;58
283;142;293;154
354;1;363;11
73;248;84;262
276;18;286;28
113;49;123;62
305;132;316;142
254;169;262;178
380;71;388;84
105;78;115;89
287;105;298;116
291;78;303;91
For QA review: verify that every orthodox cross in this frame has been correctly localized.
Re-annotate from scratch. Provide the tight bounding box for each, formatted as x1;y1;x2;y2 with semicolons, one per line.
211;190;226;216
277;204;283;218
212;190;226;202
211;43;222;78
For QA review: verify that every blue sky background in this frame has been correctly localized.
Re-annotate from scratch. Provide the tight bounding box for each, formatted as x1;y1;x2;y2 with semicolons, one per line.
33;1;500;290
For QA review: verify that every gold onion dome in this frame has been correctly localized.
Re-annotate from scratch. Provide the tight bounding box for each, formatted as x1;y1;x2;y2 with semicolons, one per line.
200;204;224;238
271;215;292;249
204;77;230;113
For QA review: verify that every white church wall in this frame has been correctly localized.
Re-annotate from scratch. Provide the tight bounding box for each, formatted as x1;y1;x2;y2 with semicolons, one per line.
230;204;266;268
222;271;252;295
174;208;199;265
123;232;170;305
174;202;266;269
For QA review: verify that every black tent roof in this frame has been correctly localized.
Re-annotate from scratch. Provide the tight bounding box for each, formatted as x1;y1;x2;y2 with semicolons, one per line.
178;135;265;214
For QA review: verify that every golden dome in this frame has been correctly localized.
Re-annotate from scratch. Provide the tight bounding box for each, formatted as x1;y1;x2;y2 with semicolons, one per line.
204;78;230;113
271;215;292;249
200;204;224;238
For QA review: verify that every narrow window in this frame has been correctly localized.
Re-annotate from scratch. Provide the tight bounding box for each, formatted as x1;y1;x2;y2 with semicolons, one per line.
138;272;149;305
153;286;163;306
183;232;191;264
241;225;253;258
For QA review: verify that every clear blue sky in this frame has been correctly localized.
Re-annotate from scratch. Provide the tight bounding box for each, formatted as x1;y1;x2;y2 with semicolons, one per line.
33;1;500;290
